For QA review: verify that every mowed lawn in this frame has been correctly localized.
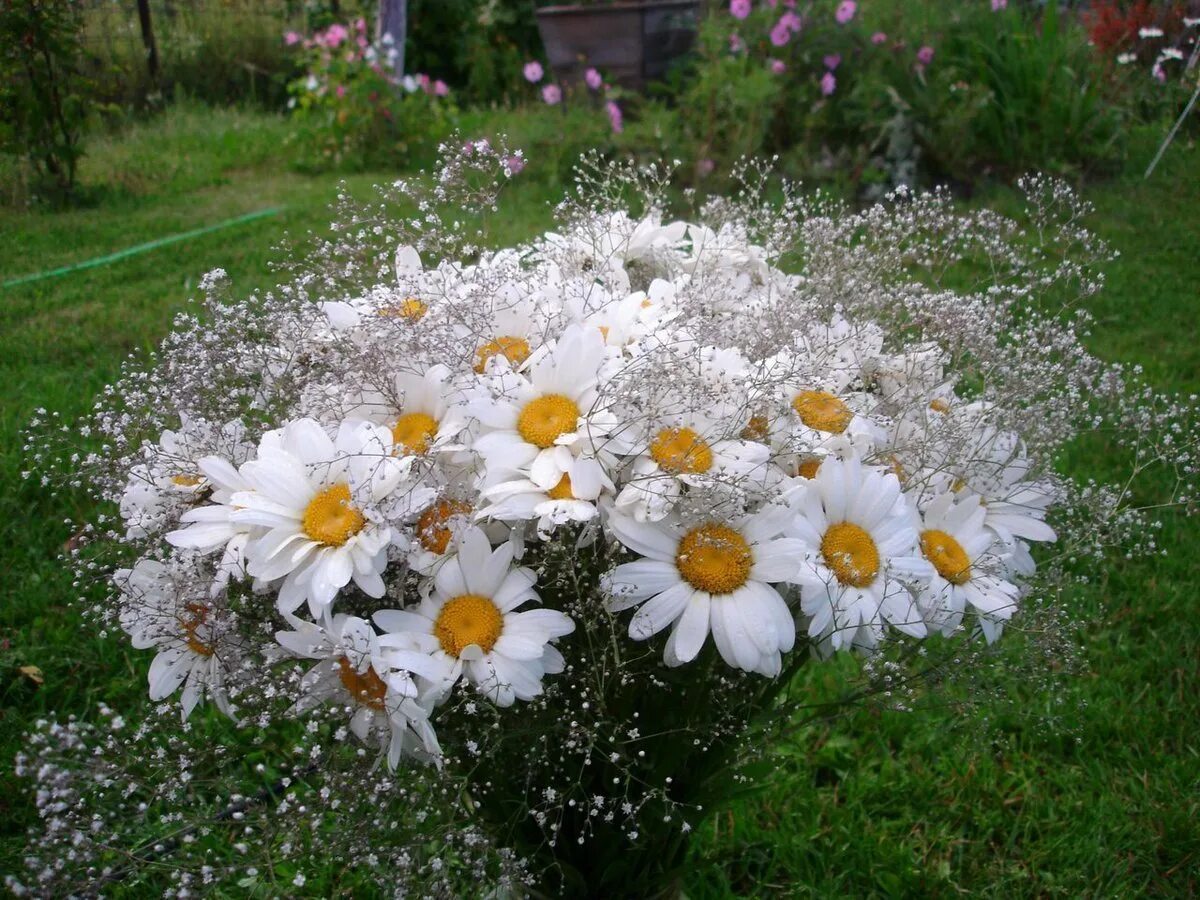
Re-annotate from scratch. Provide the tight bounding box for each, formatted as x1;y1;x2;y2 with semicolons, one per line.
1;108;1197;896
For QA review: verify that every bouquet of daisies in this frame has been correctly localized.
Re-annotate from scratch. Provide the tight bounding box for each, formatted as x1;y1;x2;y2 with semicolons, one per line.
18;148;1197;898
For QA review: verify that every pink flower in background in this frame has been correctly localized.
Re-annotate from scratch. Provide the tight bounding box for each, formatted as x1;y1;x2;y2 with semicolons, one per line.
780;11;801;31
820;71;837;95
324;24;348;48
730;0;752;19
697;158;716;177
542;83;562;105
916;45;935;66
835;1;856;25
1152;63;1166;83
769;58;787;74
284;31;301;46
335;84;346;98
418;73;431;92
585;67;603;90
871;31;888;45
770;20;791;46
606;100;624;133
433;80;449;97
823;54;841;70
355;17;367;33
506;155;525;175
991;0;1007;9
730;33;747;52
524;61;544;83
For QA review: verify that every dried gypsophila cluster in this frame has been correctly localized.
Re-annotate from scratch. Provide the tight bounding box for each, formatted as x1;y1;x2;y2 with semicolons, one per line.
20;149;1200;890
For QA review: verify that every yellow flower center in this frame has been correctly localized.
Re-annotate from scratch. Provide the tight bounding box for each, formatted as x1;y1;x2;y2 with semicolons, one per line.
796;457;822;479
921;529;972;586
475;335;531;373
337;657;387;711
381;296;427;320
546;473;575;500
675;524;753;595
741;414;770;442
821;522;880;587
792;390;853;434
171;474;203;487
416;499;472;555
929;398;950;414
391;411;438;455
649;427;714;475
434;593;504;657
179;602;214;657
517;394;580;449
302;483;366;547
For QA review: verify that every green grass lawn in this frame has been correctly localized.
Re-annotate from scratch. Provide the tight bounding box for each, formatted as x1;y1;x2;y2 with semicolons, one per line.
1;107;1197;896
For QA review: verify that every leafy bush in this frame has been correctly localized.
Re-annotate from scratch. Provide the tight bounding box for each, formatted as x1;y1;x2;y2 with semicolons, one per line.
0;0;89;201
676;0;1124;191
286;19;454;171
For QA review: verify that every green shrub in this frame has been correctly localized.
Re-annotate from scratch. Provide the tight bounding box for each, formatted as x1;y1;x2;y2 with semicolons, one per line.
678;0;1124;191
0;0;90;201
286;19;455;172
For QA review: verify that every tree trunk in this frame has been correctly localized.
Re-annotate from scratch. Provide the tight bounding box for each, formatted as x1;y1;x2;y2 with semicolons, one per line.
135;0;159;80
378;0;406;80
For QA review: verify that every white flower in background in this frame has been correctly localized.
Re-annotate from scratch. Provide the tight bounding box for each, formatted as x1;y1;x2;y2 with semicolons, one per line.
119;415;248;540
915;492;1021;643
115;559;232;719
346;364;472;458
226;418;412;616
789;455;933;652
165;455;255;595
603;505;804;675
374;527;574;706
275;613;442;767
942;427;1059;547
471;324;613;487
481;448;613;539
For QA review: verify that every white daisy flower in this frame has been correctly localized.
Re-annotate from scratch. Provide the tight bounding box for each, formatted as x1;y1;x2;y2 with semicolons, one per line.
227;418;412;616
345;364;472;458
789;455;933;652
165;455;255;595
275;613;442;767
374;527;575;707
915;492;1022;643
481;448;614;539
602;505;805;676
470;324;613;487
115;559;232;719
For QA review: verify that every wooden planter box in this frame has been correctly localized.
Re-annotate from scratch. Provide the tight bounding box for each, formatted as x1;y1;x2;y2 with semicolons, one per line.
534;1;701;90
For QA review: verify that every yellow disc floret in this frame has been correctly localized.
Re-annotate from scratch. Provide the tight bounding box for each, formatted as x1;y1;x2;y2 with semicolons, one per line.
337;657;388;710
302;483;366;547
171;474;203;487
650;427;714;475
675;524;753;595
546;473;575;500
821;522;880;587
741;414;770;442
380;296;427;321
920;529;972;586
517;394;580;449
391;411;438;455
792;390;853;434
416;498;472;555
475;335;531;373
434;593;504;657
795;457;822;480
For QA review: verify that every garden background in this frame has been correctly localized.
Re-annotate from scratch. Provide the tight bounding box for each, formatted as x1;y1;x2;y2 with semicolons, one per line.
1;0;1198;895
